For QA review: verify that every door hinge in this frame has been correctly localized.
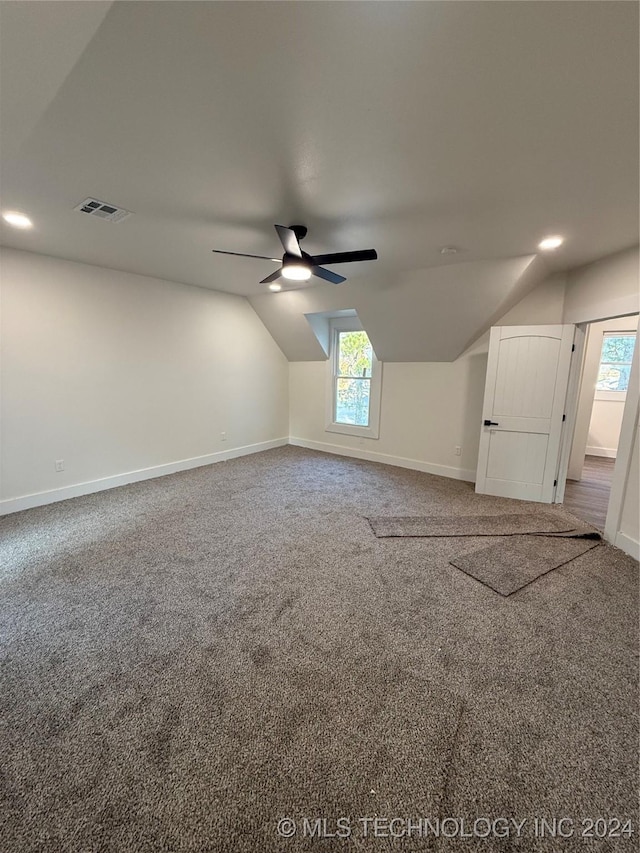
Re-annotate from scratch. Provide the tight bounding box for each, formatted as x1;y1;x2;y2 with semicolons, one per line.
554;479;557;487
572;343;576;352
562;414;566;421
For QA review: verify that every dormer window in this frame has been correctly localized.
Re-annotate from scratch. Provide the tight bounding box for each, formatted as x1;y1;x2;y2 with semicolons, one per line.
326;318;382;439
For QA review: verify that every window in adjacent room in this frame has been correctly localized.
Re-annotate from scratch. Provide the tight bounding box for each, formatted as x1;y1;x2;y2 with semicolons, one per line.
326;318;382;439
595;332;636;400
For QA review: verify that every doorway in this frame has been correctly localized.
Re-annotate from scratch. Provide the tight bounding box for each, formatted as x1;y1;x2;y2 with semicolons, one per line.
564;315;638;530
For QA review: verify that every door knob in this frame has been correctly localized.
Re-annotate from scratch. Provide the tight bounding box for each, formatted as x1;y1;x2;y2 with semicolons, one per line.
484;419;500;426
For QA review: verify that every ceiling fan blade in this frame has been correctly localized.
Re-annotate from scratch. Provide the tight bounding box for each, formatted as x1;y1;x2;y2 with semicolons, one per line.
260;269;283;284
213;249;279;261
274;225;302;258
312;266;346;285
310;249;378;265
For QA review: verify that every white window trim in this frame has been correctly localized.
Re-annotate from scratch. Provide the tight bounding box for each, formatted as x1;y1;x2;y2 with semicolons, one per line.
325;318;382;439
594;389;627;402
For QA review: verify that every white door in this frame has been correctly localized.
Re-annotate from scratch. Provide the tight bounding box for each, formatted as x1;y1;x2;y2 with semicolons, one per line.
475;324;576;502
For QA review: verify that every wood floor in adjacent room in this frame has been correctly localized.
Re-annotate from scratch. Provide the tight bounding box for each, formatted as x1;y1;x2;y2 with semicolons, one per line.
564;454;616;531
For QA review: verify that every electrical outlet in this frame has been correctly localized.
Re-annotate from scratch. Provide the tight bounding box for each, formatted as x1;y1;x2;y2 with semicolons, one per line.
55;459;64;472
454;446;462;456
220;432;227;442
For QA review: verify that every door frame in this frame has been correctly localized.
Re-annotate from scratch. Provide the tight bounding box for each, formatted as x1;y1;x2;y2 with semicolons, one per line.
554;324;587;504
556;313;639;556
604;335;639;555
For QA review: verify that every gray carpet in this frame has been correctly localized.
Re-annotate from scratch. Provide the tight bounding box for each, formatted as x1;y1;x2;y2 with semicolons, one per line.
449;535;600;596
1;446;637;852
367;513;579;538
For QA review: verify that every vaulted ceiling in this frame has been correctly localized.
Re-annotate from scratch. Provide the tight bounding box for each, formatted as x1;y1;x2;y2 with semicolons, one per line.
1;1;638;360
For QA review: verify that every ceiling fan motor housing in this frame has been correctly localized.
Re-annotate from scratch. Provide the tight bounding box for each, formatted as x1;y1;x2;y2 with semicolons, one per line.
283;252;307;266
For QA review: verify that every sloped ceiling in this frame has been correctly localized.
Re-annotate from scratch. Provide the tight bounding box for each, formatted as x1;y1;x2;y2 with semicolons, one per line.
249;254;546;362
0;1;638;361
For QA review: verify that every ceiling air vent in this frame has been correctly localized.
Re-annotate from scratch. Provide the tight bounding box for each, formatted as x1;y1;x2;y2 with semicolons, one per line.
74;198;132;223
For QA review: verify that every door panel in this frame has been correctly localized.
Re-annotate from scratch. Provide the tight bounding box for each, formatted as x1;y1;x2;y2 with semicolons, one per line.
476;324;576;503
494;336;561;418
486;431;548;484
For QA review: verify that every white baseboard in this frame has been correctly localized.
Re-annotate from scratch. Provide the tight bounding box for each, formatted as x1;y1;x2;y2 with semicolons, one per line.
585;446;617;459
614;532;639;561
289;437;476;482
0;438;289;516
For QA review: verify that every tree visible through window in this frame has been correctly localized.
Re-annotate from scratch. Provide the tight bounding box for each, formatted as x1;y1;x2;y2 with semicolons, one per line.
335;330;372;426
596;332;636;392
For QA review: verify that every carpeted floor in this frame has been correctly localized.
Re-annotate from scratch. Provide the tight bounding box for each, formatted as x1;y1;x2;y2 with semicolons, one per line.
1;446;638;852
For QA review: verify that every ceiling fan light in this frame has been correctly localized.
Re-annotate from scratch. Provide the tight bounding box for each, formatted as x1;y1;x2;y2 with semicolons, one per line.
282;263;311;281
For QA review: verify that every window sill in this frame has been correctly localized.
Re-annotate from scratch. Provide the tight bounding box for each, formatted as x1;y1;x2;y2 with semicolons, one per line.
325;422;380;440
594;390;627;402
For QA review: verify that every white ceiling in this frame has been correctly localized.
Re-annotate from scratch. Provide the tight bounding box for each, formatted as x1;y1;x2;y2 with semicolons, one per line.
0;1;638;359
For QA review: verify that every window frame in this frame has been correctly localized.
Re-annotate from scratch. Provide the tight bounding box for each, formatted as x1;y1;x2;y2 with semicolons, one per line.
325;318;382;439
594;330;636;401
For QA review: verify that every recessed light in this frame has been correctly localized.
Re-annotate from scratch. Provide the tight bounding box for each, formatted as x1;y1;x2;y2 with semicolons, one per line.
2;211;33;229
439;246;459;255
268;283;282;292
538;235;564;251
